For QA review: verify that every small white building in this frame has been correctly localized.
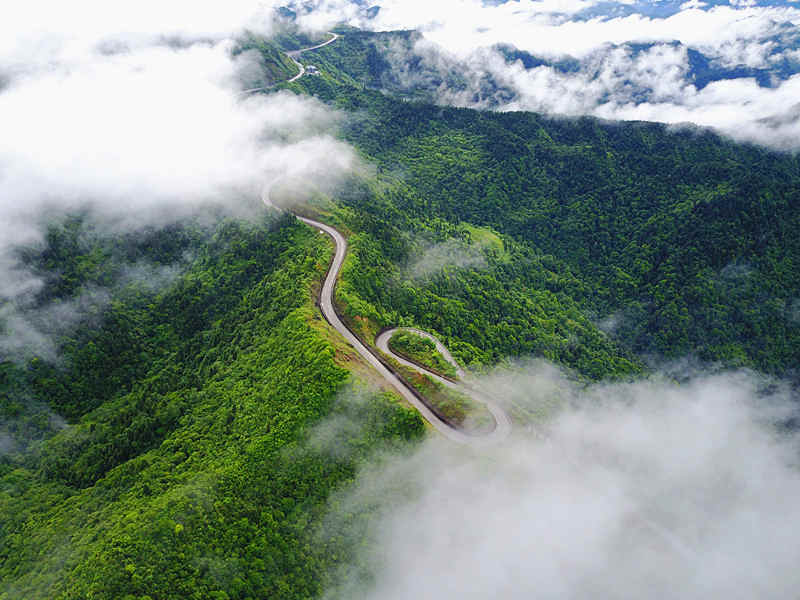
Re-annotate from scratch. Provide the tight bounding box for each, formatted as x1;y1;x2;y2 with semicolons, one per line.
306;65;320;75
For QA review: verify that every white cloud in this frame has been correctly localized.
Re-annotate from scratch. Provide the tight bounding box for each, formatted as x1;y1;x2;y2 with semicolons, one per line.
326;367;800;599
0;0;356;359
0;287;111;362
681;0;709;9
339;1;800;61
404;237;488;281
295;0;800;149
360;12;800;149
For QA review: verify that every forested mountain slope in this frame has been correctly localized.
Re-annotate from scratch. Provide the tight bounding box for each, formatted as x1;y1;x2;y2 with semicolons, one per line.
289;33;800;377
233;35;301;87
0;214;422;598
2;21;800;600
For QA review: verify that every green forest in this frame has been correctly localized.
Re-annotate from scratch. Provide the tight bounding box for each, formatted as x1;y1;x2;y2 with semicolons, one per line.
2;22;800;599
388;331;458;379
289;30;800;378
0;213;423;598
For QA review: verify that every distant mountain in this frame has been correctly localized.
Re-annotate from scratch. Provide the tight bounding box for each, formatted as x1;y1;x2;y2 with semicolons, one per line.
296;25;800;104
530;0;798;20
498;35;800;91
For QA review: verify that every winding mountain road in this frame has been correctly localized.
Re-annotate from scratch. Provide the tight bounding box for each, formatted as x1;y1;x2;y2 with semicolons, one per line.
286;32;339;82
296;216;511;445
239;32;339;95
264;32;707;563
376;328;511;437
260;32;511;444
376;328;466;379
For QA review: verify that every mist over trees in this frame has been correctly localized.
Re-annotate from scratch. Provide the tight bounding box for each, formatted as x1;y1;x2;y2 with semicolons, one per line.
2;3;800;599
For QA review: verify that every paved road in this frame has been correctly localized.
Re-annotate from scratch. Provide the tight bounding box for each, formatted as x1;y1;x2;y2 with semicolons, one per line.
286;32;339;82
267;33;708;563
377;327;466;379
296;216;511;445
376;327;512;438
239;32;339;94
258;33;509;444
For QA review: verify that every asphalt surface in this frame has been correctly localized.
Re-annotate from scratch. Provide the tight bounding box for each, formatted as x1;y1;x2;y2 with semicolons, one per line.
239;32;339;94
376;327;512;439
297;216;511;445
260;32;511;444
286;32;339;82
279;34;705;562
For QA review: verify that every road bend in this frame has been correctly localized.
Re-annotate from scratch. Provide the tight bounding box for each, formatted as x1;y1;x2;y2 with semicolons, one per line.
272;32;707;564
252;31;508;444
295;215;511;446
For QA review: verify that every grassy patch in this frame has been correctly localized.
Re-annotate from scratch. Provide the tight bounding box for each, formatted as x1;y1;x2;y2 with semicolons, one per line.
388;330;458;379
460;223;506;258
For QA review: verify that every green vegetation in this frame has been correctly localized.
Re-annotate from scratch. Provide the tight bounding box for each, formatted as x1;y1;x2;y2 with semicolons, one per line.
332;189;642;379
270;28;326;52
297;28;470;102
388;330;458;379
290;51;800;378
4;22;800;600
233;34;299;87
460;223;505;258
391;361;492;432
0;213;423;599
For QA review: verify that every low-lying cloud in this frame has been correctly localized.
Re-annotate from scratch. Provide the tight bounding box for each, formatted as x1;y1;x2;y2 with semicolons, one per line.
325;366;800;599
0;1;356;360
404;237;488;281
292;0;800;150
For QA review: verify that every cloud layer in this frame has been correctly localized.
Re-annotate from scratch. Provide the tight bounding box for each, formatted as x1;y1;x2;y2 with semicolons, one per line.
326;367;800;599
0;1;356;359
294;0;800;149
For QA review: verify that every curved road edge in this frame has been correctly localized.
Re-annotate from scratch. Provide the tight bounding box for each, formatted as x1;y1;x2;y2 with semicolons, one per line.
376;328;512;439
262;32;511;445
239;32;340;95
376;327;466;380
296;215;510;446
287;32;339;82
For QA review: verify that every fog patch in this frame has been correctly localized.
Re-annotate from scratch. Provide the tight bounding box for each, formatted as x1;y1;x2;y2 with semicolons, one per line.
0;431;16;456
720;260;755;280
117;261;187;294
324;365;800;599
306;383;377;460
0;286;111;363
0;390;68;460
596;310;624;335
788;298;800;324
404;236;488;282
0;3;357;362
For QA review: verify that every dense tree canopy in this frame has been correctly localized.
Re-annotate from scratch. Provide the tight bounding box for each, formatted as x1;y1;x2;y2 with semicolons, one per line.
3;23;799;600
